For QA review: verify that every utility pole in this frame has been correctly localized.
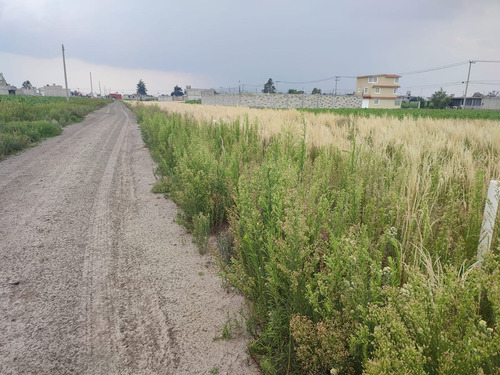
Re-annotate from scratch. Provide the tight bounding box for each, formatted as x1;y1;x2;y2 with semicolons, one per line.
463;60;476;109
99;81;102;97
334;76;340;96
61;44;69;102
89;72;94;98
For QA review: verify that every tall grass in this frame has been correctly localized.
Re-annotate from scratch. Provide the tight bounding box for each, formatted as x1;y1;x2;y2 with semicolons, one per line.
134;102;500;374
0;96;111;158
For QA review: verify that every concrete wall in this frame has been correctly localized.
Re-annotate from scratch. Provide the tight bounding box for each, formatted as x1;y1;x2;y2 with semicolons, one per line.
19;87;40;96
158;95;173;102
201;92;362;109
482;97;500;110
43;85;68;97
158;95;184;102
185;88;214;101
368;98;401;109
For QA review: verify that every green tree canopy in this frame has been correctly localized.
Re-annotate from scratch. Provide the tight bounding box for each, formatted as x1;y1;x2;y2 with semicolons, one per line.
311;88;322;95
262;78;276;94
429;88;451;109
171;85;184;97
288;89;304;94
137;79;147;96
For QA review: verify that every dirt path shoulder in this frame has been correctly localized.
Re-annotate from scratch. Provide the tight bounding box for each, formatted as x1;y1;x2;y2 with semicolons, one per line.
0;101;258;375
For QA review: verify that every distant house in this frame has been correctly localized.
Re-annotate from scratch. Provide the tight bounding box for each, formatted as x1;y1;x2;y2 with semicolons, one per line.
355;74;401;109
122;93;140;100
0;73;17;95
109;93;122;99
449;96;500;110
42;84;68;97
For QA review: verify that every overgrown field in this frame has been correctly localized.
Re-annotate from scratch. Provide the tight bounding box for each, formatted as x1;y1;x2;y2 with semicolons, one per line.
0;96;111;158
134;102;500;374
301;107;500;120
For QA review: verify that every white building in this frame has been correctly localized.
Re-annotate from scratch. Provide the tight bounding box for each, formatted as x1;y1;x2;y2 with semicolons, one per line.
0;73;17;95
42;84;69;97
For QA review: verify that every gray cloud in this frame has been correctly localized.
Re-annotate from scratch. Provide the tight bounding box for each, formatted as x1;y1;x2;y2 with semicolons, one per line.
1;0;499;96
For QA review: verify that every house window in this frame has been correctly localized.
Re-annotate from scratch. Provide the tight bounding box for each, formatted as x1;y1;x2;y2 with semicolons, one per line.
374;99;380;105
364;87;368;94
368;76;378;83
393;88;398;94
375;87;381;94
394;77;399;84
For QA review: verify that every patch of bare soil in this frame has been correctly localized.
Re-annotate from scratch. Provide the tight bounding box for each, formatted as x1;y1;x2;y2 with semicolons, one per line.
0;101;259;374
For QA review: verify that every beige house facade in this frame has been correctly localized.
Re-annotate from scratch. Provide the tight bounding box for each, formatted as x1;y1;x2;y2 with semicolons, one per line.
355;74;401;109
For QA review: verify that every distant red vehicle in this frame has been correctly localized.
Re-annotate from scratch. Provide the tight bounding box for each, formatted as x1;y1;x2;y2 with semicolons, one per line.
109;93;122;100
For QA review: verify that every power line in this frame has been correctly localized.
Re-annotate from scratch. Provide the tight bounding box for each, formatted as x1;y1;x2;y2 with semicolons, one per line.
397;61;468;75
475;60;500;63
276;75;356;85
400;81;464;90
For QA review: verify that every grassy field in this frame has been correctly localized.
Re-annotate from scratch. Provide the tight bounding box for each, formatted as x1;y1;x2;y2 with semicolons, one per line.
132;102;500;374
0;96;111;158
300;107;500;120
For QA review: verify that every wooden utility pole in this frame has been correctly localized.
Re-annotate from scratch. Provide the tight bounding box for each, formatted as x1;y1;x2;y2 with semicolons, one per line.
463;60;476;109
62;44;69;102
90;72;94;98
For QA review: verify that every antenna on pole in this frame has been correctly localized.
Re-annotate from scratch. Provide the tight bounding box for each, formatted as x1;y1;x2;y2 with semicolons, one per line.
61;44;69;102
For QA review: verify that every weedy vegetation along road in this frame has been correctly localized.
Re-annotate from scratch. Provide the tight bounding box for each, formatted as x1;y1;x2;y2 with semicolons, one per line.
0;101;258;375
132;101;500;375
0;96;111;159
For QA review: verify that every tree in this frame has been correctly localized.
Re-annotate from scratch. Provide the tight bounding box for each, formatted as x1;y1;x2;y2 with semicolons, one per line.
429;88;451;109
171;85;184;97
417;96;427;108
487;90;499;97
262;78;276;94
311;88;322;95
22;80;32;89
288;89;304;94
472;92;484;98
136;79;147;96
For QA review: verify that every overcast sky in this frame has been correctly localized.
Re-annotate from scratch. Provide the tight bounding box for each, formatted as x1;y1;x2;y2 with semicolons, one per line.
1;0;499;97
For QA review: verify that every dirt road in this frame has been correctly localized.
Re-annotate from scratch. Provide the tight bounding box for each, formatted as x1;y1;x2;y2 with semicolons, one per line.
0;101;258;374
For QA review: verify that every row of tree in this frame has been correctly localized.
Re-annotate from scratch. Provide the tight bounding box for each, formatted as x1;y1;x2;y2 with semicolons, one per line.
136;79;184;97
263;78;323;95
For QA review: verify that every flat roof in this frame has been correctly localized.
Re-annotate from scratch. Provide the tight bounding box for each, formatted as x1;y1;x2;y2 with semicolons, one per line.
357;74;401;78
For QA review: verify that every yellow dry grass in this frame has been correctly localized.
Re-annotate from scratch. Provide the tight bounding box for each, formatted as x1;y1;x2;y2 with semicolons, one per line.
132;101;500;185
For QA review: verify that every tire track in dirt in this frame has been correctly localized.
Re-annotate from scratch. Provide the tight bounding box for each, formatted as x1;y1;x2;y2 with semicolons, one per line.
0;101;259;375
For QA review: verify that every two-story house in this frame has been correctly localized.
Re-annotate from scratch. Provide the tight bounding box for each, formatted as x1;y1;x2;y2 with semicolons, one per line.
355;74;401;109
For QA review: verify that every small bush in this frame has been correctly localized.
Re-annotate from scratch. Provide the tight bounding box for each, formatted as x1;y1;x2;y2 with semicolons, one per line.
193;212;210;254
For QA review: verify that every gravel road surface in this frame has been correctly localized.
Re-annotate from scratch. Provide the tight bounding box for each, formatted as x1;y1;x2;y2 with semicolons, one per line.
0;101;258;374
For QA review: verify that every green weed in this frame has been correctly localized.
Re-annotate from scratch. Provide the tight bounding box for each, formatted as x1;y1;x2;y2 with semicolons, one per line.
134;104;500;374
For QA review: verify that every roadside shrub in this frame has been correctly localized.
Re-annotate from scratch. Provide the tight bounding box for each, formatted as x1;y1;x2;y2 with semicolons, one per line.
133;104;500;375
193;212;210;254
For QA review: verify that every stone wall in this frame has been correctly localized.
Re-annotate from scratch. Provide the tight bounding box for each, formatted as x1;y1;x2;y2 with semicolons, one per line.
201;92;362;109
